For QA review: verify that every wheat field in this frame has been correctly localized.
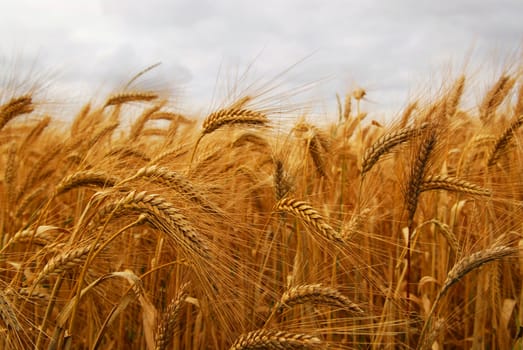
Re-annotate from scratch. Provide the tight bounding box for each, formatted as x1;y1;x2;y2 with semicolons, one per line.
0;69;523;349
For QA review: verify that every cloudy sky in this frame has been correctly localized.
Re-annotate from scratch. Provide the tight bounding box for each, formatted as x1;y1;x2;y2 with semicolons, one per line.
0;0;522;118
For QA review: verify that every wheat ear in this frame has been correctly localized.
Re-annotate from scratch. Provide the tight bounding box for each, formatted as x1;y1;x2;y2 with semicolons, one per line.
122;165;221;215
55;171;119;195
308;130;328;177
487;114;523;167
104;91;158;107
0;290;21;331
0;95;33;131
446;75;465;118
95;190;210;259
427;219;462;259
202;107;268;135
229;329;323;350
342;208;370;240
105;146;151;162
276;198;343;243
128;103;164;141
361;123;427;176
273;158;292;201
31;243;99;286
154;282;189;350
419;175;491;196
479;75;515;124
277;284;363;314
406;129;437;226
191;108;269;165
515;83;523;116
19;115;51;151
417;244;517;349
5;141;18;205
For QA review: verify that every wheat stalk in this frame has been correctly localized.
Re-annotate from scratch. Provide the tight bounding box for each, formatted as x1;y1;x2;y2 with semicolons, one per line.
515;83;523;117
308;132;327;177
86;122;119;149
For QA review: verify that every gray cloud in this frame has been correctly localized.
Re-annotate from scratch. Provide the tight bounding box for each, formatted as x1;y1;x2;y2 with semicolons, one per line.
0;0;521;116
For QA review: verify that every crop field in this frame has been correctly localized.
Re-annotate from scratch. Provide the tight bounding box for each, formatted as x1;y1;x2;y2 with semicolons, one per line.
0;69;522;349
